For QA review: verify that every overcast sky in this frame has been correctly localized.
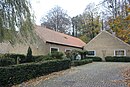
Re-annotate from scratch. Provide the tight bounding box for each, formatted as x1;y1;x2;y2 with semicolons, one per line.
30;0;103;25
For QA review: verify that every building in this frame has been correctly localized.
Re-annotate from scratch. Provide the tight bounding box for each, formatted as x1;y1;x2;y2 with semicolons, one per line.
0;25;86;55
35;25;85;55
84;30;130;61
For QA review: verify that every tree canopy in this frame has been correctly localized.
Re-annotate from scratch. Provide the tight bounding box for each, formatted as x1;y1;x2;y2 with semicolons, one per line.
101;0;130;44
72;3;101;43
41;6;71;33
0;0;34;43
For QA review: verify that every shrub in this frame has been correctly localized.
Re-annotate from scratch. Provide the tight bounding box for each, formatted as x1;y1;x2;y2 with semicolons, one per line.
0;59;71;87
0;58;15;66
26;47;34;62
77;50;88;59
33;55;54;62
50;52;64;59
65;50;78;60
105;56;130;62
4;54;26;64
0;54;4;58
71;59;92;66
85;56;102;62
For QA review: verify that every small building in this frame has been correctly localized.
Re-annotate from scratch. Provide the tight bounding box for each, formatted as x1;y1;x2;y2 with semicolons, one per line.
84;30;130;61
35;25;86;55
0;25;85;55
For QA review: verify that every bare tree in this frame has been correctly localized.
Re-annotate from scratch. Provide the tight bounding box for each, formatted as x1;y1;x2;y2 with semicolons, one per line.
41;6;71;33
101;0;130;18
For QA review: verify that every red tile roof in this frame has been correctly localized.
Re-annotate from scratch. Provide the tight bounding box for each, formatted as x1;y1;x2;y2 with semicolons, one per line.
35;25;86;48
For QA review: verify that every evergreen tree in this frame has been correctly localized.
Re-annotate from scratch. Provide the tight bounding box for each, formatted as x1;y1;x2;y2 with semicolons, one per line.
26;46;33;62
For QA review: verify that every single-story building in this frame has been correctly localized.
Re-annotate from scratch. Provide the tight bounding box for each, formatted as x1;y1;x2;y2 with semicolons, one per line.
0;25;86;55
84;30;130;61
34;25;86;55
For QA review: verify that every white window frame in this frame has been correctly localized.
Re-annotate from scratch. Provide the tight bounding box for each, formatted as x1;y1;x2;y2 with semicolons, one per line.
114;49;126;56
50;47;59;53
87;50;96;56
65;49;72;52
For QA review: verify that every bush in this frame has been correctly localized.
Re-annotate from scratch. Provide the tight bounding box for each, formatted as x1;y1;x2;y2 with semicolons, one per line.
26;47;33;62
85;56;102;62
105;56;130;62
77;50;88;59
0;59;71;87
4;54;26;63
65;50;78;60
0;58;15;66
50;52;64;59
71;59;92;66
33;55;54;62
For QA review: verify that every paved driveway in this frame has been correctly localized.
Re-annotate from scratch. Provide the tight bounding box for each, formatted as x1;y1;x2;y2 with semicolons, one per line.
33;62;130;87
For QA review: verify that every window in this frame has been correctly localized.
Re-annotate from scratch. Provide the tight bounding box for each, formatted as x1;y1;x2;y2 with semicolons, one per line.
87;51;96;56
114;49;126;56
65;49;72;52
50;47;59;53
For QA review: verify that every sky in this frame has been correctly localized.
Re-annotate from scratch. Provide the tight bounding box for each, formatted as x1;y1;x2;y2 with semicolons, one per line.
30;0;103;25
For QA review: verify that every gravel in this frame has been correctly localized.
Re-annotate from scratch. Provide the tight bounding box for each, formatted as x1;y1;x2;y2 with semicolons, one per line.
29;62;130;87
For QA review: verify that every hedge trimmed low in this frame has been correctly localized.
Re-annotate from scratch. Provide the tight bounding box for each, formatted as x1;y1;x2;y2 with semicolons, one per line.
4;54;26;63
0;59;71;87
85;56;102;62
105;56;130;62
0;58;15;66
71;59;92;66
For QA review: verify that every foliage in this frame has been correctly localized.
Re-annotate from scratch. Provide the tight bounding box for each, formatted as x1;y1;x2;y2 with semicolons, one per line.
0;58;15;66
4;54;26;63
50;52;64;59
77;50;88;59
0;59;71;87
0;51;65;64
26;47;33;62
105;56;130;62
101;0;130;44
65;50;78;60
79;34;91;43
33;52;65;62
108;14;130;43
33;55;54;62
85;56;102;62
71;59;92;66
0;0;34;42
65;50;88;60
71;3;101;42
41;6;71;33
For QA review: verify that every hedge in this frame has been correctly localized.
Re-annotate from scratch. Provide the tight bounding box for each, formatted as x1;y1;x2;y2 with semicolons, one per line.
71;59;92;66
4;54;26;63
105;56;130;62
0;59;71;87
0;58;15;66
85;56;102;62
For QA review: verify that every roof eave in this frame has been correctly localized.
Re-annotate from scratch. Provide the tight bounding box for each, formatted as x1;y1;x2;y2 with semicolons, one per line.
46;41;84;49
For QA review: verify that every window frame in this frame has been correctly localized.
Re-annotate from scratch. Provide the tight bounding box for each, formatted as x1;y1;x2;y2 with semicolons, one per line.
50;47;59;53
114;49;126;56
87;50;96;56
65;49;72;52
